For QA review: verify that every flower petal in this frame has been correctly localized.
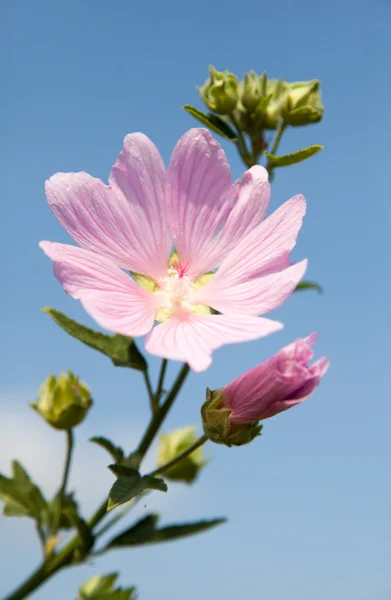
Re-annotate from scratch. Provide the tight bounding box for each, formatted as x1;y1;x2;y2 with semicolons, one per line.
166;128;232;277
213;194;306;286
200;165;271;272
191;260;307;316
40;241;157;336
110;132;171;278
145;314;283;372
45;133;169;280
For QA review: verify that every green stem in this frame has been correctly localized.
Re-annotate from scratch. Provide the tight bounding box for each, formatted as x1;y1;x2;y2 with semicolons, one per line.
230;114;251;166
155;359;168;404
136;363;190;457
52;429;74;535
143;370;157;414
266;122;286;174
4;363;191;600
150;434;207;477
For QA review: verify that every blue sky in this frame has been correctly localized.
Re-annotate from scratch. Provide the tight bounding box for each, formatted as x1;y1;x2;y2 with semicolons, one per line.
0;0;389;599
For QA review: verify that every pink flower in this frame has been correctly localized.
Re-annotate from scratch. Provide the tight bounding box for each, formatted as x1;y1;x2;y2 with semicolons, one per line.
40;128;307;372
223;333;329;423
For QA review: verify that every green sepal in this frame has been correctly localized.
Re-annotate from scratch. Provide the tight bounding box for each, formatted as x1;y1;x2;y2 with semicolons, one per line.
43;308;147;371
183;105;238;141
107;465;167;511
265;144;323;167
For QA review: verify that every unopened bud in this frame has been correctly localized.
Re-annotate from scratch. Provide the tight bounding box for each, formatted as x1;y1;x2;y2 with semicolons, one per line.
282;80;324;126
157;426;208;483
198;66;239;115
31;372;92;430
240;70;263;112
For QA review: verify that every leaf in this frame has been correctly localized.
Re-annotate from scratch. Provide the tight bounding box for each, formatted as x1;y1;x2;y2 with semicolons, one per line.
90;437;125;464
295;280;323;294
183;105;238;141
43;308;147;371
0;461;48;521
107;466;167;511
107;514;226;548
265;144;323;168
78;573;136;600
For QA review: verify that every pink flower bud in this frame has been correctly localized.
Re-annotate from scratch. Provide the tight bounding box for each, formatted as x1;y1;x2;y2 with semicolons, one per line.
223;333;329;424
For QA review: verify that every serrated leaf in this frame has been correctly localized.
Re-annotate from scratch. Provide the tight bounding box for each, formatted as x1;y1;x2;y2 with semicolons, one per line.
78;573;136;600
43;308;146;371
0;461;48;521
265;144;323;168
107;466;167;511
295;280;323;294
107;514;226;548
183;105;238;141
90;437;124;464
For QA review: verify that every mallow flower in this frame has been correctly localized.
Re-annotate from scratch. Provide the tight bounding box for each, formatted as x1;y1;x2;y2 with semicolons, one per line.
40;128;307;372
202;333;329;446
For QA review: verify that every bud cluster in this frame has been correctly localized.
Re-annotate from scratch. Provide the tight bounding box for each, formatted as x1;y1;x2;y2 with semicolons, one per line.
198;66;324;136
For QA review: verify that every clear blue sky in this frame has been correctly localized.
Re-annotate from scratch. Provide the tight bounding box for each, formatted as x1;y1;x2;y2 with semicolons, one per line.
1;1;389;599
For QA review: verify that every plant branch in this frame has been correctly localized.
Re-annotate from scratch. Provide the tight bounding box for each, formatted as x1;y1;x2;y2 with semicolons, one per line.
150;434;208;477
266;122;287;174
136;363;190;457
143;370;157;414
155;359;168;404
4;363;191;600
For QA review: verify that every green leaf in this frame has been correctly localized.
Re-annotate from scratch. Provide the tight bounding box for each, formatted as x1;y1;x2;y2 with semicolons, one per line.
107;466;167;511
183;105;238;141
90;437;125;464
107;514;226;548
295;280;323;294
43;308;147;371
78;573;136;600
0;461;48;521
265;144;323;168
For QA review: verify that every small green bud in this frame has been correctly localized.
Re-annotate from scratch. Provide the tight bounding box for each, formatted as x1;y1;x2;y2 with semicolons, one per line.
240;70;263;112
157;426;208;483
261;78;288;129
31;372;92;430
282;80;324;126
201;389;262;447
198;66;239;115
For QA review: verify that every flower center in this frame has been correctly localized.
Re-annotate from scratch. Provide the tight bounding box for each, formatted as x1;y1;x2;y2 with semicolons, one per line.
155;262;193;321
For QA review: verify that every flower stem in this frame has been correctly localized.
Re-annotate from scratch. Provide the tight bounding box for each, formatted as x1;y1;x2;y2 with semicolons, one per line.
52;429;74;536
4;363;191;600
136;363;190;457
266;122;287;174
230;114;252;166
143;370;157;414
150;434;208;477
155;359;168;404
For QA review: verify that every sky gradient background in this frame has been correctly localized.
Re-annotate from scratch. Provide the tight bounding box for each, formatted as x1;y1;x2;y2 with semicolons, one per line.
1;1;389;599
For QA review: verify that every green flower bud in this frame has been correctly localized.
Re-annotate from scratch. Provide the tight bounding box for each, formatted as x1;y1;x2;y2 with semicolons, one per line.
261;78;288;130
157;426;208;483
240;70;263;112
198;66;239;115
282;80;324;126
31;372;92;430
201;389;262;447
